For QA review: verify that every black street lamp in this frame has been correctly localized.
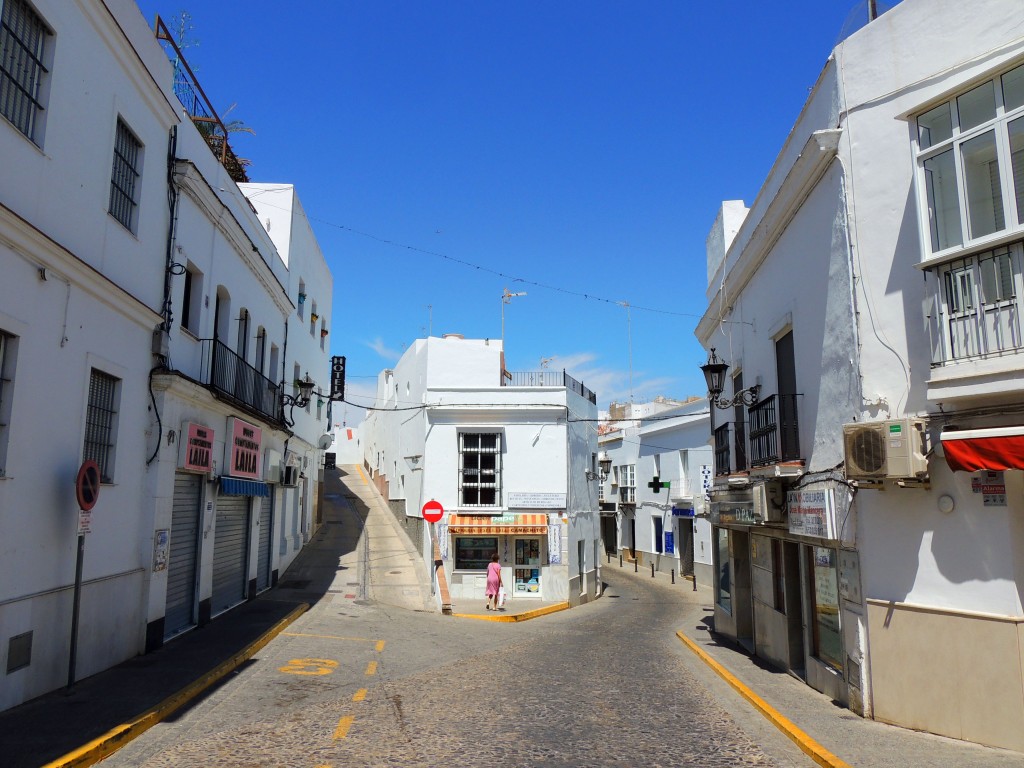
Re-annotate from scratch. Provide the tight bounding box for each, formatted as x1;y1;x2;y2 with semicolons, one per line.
700;348;760;410
282;373;316;427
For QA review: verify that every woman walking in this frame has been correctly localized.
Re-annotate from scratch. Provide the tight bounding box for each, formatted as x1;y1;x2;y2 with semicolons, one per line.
485;553;503;610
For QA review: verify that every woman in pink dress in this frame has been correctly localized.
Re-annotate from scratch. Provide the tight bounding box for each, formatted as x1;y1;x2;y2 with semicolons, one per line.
485;553;503;610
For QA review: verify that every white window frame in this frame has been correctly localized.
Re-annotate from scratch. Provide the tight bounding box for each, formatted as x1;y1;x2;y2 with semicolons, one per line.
458;431;502;507
913;62;1024;263
618;464;635;503
0;0;52;144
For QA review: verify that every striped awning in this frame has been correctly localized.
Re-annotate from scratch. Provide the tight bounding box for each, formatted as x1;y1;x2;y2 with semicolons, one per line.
448;513;548;535
219;477;269;497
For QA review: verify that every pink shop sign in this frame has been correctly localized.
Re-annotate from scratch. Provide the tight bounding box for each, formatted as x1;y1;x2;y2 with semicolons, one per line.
226;417;262;480
180;422;214;473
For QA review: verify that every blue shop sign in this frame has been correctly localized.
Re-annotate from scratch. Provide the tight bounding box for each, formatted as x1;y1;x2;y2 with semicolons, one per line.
671;505;694;518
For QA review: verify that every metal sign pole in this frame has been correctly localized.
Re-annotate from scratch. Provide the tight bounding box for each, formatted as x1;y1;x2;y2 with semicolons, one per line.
67;533;85;689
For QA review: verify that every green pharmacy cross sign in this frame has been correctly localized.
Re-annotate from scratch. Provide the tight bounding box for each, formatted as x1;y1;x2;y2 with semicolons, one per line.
647;477;670;494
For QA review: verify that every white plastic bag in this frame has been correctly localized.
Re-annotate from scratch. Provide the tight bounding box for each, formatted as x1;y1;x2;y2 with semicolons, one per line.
497;587;506;609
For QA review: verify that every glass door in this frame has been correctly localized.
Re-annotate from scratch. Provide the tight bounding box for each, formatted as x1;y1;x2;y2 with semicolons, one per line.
514;538;542;597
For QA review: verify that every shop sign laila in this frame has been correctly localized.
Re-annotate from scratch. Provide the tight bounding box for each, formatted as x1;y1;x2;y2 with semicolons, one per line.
180;422;214;473
226;417;262;480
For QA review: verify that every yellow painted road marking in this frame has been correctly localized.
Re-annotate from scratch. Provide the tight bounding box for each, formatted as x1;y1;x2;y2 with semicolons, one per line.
375;640;386;652
282;631;375;643
357;466;368;484
277;658;338;676
675;631;852;768
352;688;367;702
364;661;377;676
333;715;355;740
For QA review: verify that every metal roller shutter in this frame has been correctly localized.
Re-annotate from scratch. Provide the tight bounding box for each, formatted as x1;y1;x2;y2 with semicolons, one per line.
212;495;250;615
256;493;273;592
165;473;201;638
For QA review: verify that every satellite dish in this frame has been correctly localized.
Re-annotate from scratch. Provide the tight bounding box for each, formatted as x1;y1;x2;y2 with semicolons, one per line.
317;434;333;449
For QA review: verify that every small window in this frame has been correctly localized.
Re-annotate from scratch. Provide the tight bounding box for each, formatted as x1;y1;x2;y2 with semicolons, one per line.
83;369;119;483
459;432;501;506
0;0;51;143
108;118;142;232
180;264;203;335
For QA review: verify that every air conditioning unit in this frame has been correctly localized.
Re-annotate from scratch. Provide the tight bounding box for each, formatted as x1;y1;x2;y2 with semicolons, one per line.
843;418;927;481
753;481;785;523
281;465;299;487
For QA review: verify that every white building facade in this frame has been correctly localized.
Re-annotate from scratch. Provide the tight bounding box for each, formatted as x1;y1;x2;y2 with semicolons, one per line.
0;0;331;711
696;0;1024;751
598;399;715;587
361;336;601;608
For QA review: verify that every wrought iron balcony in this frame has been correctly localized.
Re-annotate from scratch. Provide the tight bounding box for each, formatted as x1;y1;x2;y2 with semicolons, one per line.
714;421;749;476
748;394;800;467
202;339;283;424
714;424;731;476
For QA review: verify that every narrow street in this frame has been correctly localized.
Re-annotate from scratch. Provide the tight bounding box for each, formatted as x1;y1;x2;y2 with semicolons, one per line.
101;468;808;768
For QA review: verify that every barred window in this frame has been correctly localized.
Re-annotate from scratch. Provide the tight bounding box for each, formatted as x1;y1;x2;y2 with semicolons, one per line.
0;331;14;476
109;118;142;232
83;369;119;483
0;0;50;142
459;432;501;507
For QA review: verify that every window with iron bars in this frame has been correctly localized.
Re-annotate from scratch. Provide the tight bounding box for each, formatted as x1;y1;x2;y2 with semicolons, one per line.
108;118;142;232
83;369;118;483
0;0;50;143
459;432;501;506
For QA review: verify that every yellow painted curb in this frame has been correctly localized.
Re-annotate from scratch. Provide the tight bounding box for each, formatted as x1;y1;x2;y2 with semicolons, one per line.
675;631;853;768
44;603;310;768
452;602;570;622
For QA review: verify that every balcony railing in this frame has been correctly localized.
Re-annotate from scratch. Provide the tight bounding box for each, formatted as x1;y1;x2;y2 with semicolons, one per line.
202;339;282;424
714;424;731;476
748;394;800;467
503;369;597;405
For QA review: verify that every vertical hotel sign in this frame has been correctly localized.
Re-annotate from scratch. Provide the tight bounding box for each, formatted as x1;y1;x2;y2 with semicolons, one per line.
181;422;214;473
227;417;262;480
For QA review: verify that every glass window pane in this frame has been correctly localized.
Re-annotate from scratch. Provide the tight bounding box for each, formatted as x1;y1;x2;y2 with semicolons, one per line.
812;547;842;670
1003;64;1024;112
957;80;997;131
716;528;731;614
1009;116;1024;225
980;250;1014;303
923;149;963;251
962;130;1005;238
917;102;952;149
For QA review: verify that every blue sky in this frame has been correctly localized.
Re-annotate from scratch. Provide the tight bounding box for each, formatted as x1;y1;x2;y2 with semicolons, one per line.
135;1;886;424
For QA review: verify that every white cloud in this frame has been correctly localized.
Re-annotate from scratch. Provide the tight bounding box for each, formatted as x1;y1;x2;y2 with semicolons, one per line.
364;337;402;362
557;352;679;407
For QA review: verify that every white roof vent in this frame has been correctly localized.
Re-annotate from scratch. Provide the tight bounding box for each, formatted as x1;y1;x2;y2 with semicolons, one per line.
442;333;464;340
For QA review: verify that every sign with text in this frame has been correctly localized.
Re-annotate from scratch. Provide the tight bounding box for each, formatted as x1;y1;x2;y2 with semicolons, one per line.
180;422;214;473
788;488;837;539
226;417;262;480
330;356;346;400
971;471;1007;506
508;491;566;509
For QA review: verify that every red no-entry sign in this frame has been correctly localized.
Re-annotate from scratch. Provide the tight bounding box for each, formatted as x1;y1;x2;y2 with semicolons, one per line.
422;499;444;523
75;460;100;512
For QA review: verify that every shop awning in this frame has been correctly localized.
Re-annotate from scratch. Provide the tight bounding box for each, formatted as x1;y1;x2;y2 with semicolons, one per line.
941;427;1024;472
448;513;548;534
219;477;270;497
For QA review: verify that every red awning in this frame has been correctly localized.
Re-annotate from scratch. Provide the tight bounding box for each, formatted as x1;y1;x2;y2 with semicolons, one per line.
941;427;1024;472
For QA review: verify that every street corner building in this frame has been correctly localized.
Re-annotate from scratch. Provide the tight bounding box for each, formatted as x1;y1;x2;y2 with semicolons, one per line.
361;335;602;610
694;0;1024;753
0;0;334;712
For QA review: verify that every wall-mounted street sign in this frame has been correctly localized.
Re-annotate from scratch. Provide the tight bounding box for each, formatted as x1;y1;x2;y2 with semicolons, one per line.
75;460;100;514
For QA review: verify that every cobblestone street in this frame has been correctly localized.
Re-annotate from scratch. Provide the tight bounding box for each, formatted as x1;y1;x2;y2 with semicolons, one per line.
102;478;802;768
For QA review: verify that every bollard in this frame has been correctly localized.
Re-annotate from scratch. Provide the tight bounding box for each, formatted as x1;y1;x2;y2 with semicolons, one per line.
693;570;697;592
671;569;675;584
651;563;655;578
607;552;610;564
634;558;638;573
619;554;622;568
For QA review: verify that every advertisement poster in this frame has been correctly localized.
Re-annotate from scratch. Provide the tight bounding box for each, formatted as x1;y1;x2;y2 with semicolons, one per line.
788;488;836;539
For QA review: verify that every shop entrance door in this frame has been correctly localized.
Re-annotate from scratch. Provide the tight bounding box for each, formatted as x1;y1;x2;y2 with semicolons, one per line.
514;538;542;597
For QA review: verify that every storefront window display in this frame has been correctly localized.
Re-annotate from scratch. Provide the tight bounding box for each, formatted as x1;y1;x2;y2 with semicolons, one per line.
716;527;731;613
455;537;497;570
809;546;842;670
515;538;541;594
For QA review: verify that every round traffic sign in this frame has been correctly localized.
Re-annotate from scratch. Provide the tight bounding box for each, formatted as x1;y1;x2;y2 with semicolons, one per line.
422;499;444;523
76;460;101;511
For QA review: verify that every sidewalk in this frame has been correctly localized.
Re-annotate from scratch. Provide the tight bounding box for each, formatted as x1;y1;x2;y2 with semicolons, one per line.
606;557;1024;768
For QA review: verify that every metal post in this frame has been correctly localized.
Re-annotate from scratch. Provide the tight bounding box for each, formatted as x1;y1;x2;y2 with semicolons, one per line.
671;569;675;584
651;563;655;578
693;569;697;592
634;558;638;573
67;534;85;689
619;554;622;568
